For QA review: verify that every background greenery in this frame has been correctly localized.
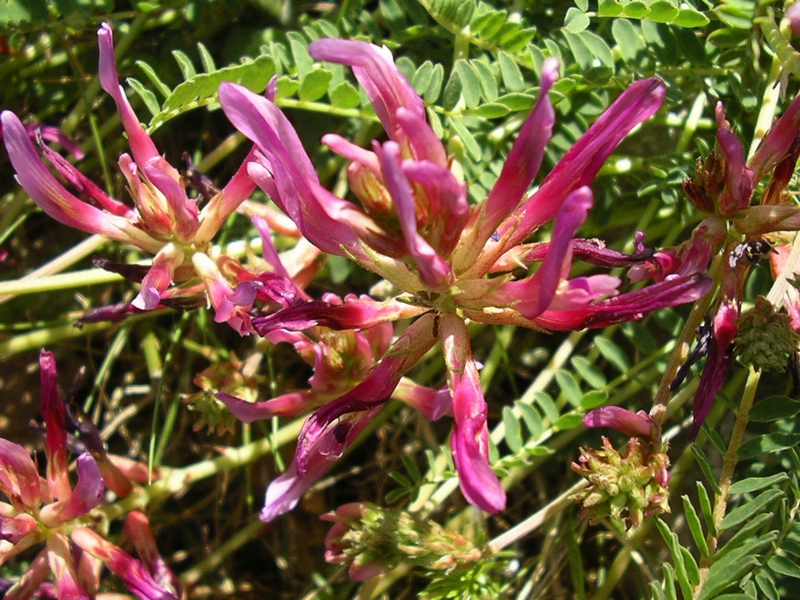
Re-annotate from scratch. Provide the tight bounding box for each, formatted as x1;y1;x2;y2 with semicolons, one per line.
1;0;799;598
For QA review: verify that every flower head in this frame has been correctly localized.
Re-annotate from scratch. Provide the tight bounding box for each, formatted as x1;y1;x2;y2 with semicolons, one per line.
572;437;671;530
665;93;800;433
1;23;260;329
321;502;482;581
218;38;710;519
0;351;179;599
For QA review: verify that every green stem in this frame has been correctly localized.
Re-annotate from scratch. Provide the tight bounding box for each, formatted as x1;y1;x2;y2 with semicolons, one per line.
100;416;304;521
649;254;722;430
694;367;760;595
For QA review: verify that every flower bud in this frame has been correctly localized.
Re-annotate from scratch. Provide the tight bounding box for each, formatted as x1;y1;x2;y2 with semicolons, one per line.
735;296;800;372
572;437;671;530
321;502;482;581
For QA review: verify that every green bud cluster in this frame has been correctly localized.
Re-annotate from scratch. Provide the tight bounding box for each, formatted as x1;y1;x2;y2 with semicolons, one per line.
323;502;483;577
571;437;671;530
183;354;264;435
735;296;800;372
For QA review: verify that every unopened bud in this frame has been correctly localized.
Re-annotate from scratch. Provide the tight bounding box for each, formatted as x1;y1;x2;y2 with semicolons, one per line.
572;437;671;530
735;296;800;372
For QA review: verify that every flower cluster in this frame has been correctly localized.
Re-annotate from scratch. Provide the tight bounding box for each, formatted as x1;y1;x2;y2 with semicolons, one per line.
573;407;670;530
572;437;671;530
216;38;710;519
0;24;270;333
2;25;714;526
321;502;482;581
653;98;800;435
734;295;800;371
0;351;179;599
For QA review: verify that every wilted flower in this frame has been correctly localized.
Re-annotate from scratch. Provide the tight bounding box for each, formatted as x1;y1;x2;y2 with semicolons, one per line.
321;502;482;581
184;351;268;435
1;23;260;331
0;350;179;599
663;96;800;434
218;38;710;519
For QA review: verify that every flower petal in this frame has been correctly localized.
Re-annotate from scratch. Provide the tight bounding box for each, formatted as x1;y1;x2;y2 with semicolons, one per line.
71;527;179;600
456;57;558;270
392;379;453;421
715;103;755;215
252;295;425;336
195;147;258;245
375;140;453;290
0;439;41;510
498;78;666;260
294;313;438;475
475;186;594;318
219;82;374;258
47;534;90;600
131;244;182;311
691;301;738;437
532;273;713;330
39;349;71;500
440;314;505;513
125;511;182;598
309;39;425;136
0;112;159;251
218;390;315;421
39;454;104;527
749;92;800;180
583;406;656;439
98;23;160;167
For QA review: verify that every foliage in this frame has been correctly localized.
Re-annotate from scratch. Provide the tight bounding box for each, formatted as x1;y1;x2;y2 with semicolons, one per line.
1;0;799;597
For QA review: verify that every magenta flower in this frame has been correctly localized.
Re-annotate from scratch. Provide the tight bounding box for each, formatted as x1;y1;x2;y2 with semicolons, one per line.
654;95;800;434
1;23;258;330
218;295;396;420
260;313;439;520
0;351;179;599
71;512;181;600
583;406;658;441
218;38;711;519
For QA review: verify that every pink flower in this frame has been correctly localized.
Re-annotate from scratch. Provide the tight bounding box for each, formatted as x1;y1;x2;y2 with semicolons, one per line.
660;92;800;434
440;313;505;512
71;513;180;600
0;351;178;599
1;23;257;329
220;43;706;331
583;406;657;441
219;299;396;420
218;38;710;518
259;313;439;520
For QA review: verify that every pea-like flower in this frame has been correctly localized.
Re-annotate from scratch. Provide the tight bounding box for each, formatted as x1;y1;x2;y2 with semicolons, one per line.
0;350;180;599
218;39;711;518
1;23;257;330
659;96;800;435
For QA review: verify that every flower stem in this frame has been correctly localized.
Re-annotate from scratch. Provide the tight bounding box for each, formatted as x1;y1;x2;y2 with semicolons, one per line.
695;366;761;594
100;416;305;521
649;254;722;430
